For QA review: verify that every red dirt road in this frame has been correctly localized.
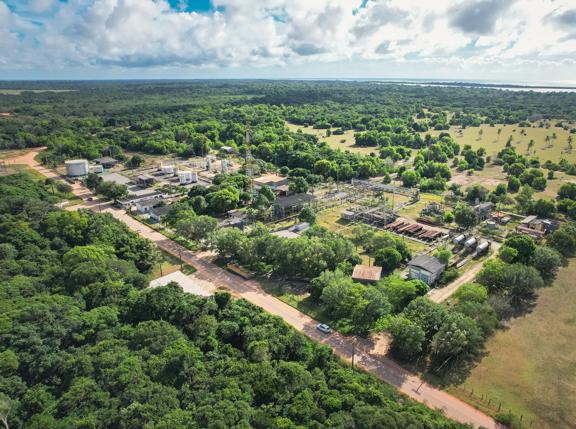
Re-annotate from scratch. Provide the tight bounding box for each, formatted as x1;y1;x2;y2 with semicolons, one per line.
5;148;500;429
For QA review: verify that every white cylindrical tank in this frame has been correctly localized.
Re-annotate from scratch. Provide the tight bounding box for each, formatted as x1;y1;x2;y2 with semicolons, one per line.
220;160;228;173
464;237;477;248
477;241;490;253
453;234;465;245
65;159;89;177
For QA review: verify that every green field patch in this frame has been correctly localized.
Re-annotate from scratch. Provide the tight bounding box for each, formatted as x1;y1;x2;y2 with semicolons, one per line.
150;249;196;279
423;123;576;163
285;122;378;156
448;259;576;429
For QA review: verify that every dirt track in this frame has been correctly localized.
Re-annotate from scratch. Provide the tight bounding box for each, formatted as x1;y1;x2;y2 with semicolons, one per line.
5;148;501;429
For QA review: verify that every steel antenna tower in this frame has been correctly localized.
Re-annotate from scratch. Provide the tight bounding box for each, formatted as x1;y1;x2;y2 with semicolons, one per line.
245;127;255;195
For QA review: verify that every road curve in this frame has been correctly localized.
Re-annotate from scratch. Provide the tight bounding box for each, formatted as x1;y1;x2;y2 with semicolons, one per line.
6;148;501;429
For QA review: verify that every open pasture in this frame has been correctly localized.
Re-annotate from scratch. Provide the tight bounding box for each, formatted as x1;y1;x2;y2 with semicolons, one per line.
424;123;576;163
285;122;378;156
449;260;576;429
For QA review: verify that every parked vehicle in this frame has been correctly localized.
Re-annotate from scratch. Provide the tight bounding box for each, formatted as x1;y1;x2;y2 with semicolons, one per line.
316;323;332;334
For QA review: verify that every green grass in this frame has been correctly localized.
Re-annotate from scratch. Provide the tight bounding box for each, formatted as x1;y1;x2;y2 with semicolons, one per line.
423;123;576;163
285;122;378;156
150;249;196;279
258;277;333;324
396;192;443;219
448;259;576;429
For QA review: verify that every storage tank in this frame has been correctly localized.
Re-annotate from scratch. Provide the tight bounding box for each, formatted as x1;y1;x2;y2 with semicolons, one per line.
477;241;490;253
65;159;89;177
453;234;465;245
464;237;477;248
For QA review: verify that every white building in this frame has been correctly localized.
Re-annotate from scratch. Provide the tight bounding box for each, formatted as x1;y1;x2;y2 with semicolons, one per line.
178;170;197;184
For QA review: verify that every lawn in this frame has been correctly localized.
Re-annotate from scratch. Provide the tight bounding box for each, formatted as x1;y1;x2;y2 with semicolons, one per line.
150;249;196;279
448;259;576;429
258;277;333;324
285;122;378;156
423;123;576;163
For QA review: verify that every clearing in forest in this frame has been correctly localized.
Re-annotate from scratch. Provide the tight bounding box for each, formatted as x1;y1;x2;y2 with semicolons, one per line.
285;122;377;156
424;123;576;164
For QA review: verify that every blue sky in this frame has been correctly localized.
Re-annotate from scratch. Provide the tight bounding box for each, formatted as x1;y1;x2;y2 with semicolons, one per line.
0;0;575;83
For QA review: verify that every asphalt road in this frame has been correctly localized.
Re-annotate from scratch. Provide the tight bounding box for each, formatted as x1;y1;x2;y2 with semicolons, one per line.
7;148;500;429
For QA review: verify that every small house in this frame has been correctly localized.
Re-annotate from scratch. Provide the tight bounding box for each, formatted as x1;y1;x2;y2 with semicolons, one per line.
149;205;171;223
136;199;161;214
473;202;494;220
519;215;559;234
407;255;445;285
352;264;382;284
94;156;119;169
136;174;155;187
254;173;290;190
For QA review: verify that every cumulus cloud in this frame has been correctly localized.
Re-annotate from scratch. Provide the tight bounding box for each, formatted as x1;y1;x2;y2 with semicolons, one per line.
449;0;514;35
0;0;574;76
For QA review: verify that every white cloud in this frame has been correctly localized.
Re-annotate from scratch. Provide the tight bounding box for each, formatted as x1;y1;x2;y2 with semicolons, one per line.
0;0;574;79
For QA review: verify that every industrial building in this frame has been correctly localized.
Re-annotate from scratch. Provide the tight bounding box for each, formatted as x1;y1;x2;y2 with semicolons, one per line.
136;174;155;187
407;255;445;285
94;157;119;169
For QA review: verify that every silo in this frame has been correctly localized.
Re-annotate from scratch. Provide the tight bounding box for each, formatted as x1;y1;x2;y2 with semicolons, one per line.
65;159;89;177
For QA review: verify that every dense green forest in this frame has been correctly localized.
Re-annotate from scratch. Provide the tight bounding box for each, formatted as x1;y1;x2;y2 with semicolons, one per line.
1;81;575;183
0;173;470;429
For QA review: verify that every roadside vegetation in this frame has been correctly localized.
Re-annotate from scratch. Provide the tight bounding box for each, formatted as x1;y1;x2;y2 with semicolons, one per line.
0;173;469;429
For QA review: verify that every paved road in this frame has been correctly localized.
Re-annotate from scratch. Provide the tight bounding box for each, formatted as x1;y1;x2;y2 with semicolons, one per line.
6;149;500;429
427;243;502;304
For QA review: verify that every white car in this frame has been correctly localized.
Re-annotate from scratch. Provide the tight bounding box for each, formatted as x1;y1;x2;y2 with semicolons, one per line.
316;323;332;334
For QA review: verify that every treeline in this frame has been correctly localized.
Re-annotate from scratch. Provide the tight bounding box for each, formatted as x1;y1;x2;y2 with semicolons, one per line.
0;172;470;429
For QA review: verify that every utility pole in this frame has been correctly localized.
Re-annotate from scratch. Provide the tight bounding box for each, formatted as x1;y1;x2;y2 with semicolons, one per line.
351;341;356;369
179;248;183;271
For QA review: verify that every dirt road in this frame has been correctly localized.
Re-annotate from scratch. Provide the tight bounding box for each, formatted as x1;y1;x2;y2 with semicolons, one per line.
6;149;500;429
427;242;502;304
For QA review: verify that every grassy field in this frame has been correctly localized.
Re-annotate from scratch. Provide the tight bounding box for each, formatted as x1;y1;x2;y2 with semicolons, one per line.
285;122;378;156
423;123;576;163
448;260;576;429
450;164;575;200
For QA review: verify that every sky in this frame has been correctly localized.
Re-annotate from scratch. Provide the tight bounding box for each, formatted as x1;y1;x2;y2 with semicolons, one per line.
0;0;575;83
